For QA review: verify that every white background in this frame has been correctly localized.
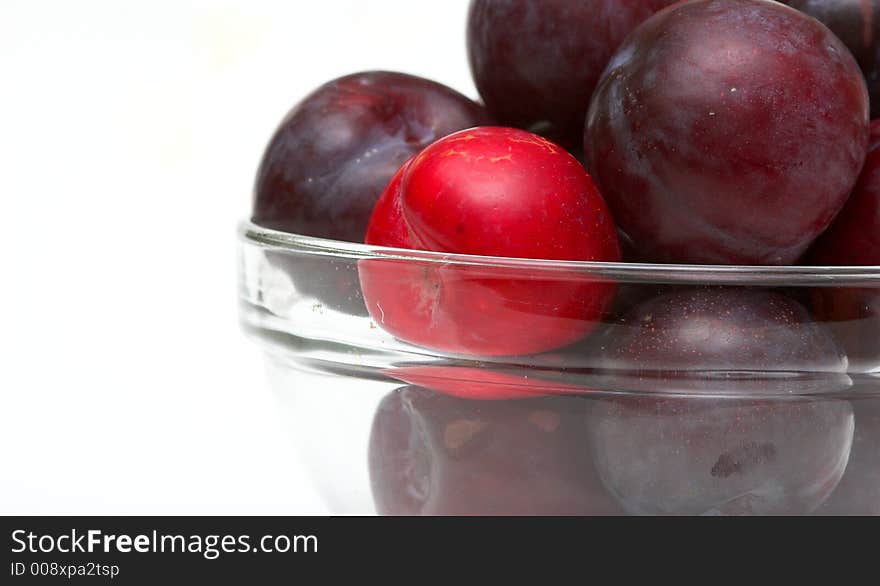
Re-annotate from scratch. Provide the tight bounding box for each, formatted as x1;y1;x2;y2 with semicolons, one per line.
0;0;475;514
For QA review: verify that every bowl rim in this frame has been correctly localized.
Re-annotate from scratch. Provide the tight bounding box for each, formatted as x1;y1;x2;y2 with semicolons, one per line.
239;221;880;285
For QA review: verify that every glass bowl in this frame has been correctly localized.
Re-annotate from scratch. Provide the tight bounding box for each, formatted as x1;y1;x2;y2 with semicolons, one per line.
238;221;880;516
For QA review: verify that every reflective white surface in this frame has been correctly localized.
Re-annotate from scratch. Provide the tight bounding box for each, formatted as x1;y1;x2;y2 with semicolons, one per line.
0;0;474;514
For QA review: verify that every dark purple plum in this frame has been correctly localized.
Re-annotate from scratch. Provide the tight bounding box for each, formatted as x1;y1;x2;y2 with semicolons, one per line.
596;288;848;384
782;0;880;115
252;71;490;242
368;386;620;515
816;395;880;515
586;287;853;514
466;0;675;149
585;0;869;265
589;395;854;515
810;128;880;370
252;72;488;315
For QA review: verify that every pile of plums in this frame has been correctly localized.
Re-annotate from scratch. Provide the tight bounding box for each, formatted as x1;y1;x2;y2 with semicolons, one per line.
251;0;880;514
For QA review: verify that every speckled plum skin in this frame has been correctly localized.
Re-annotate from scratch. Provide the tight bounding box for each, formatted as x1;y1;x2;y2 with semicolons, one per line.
782;0;880;115
368;386;620;515
359;126;620;357
585;0;870;265
466;0;674;149
589;395;854;515
252;71;490;242
597;288;848;379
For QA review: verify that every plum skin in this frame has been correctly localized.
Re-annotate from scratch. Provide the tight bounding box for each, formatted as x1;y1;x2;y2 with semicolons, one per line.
251;71;488;315
809;130;880;370
588;287;853;515
596;287;848;380
589;395;854;515
252;71;490;242
811;133;880;266
466;0;675;149
368;386;621;515
781;0;880;115
359;126;620;357
585;0;870;265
